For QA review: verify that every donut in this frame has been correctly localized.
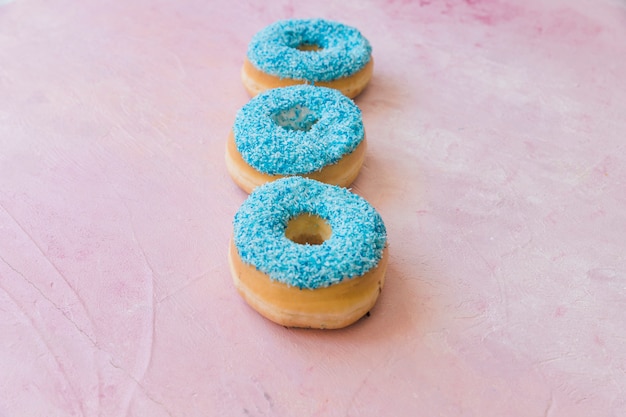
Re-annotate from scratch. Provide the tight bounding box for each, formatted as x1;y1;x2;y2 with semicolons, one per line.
229;176;388;329
226;84;367;194
242;18;373;99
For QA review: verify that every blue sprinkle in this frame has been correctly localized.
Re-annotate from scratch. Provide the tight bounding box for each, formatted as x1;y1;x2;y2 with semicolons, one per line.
233;84;364;175
247;18;372;82
233;177;387;290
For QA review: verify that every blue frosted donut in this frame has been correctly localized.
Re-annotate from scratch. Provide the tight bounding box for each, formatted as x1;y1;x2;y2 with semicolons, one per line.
247;18;372;83
231;84;364;176
233;177;387;290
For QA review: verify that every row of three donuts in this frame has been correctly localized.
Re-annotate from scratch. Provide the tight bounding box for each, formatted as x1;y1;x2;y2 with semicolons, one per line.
226;19;387;329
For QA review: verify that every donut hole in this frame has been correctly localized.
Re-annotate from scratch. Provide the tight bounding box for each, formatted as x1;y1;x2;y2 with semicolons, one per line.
285;213;332;245
295;43;322;52
271;104;319;132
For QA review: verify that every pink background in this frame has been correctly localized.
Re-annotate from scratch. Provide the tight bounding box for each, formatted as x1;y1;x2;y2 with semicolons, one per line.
1;0;625;416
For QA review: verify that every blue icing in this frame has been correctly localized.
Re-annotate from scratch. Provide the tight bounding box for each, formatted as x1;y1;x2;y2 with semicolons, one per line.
247;18;372;82
233;84;364;175
233;177;387;290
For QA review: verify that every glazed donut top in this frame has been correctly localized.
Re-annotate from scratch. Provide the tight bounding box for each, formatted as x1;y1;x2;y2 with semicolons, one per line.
233;84;364;175
247;18;372;83
233;177;387;290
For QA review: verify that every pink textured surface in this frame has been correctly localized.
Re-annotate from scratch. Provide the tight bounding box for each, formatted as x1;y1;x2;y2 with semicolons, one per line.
1;0;625;416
